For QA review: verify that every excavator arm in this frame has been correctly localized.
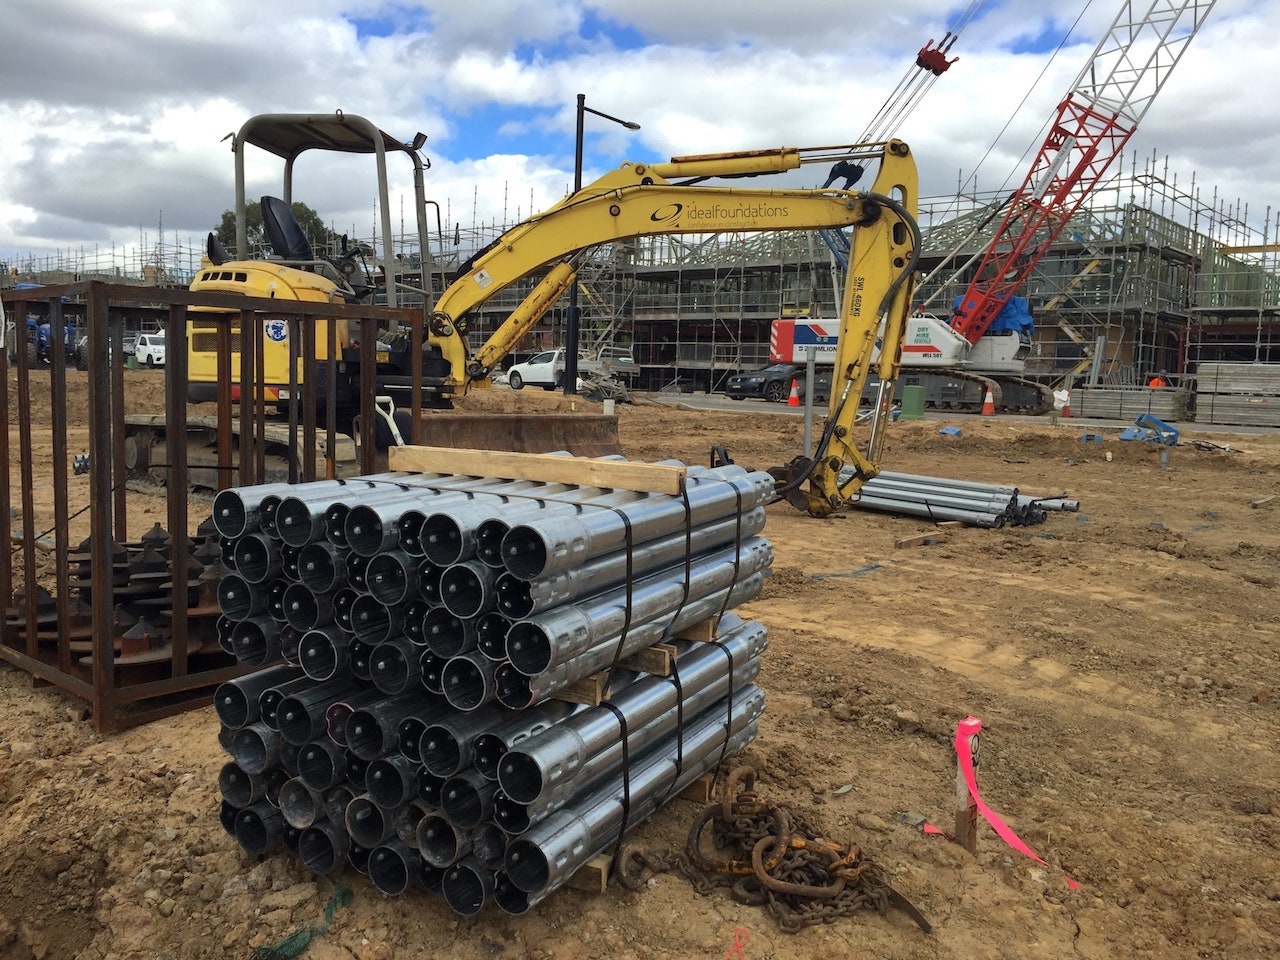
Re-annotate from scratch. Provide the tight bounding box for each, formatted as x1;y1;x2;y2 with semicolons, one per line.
423;140;919;518
424;142;917;399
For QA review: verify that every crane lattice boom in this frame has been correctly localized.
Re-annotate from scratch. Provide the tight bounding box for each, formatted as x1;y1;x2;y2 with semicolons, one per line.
950;0;1217;345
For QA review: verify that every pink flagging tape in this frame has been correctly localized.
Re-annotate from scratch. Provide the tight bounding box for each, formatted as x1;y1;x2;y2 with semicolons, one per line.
954;716;1079;890
724;926;750;960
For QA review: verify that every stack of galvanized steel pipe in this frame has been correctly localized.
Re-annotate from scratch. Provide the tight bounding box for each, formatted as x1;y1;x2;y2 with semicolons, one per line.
842;469;1079;527
211;460;772;915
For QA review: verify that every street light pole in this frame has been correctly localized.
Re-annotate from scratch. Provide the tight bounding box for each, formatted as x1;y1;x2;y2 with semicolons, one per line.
564;93;640;396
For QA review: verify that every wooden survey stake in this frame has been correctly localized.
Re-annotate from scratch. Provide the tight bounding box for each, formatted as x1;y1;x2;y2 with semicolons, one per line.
955;729;980;854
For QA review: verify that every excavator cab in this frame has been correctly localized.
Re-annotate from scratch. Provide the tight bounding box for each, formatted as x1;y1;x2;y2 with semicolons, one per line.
259;196;375;302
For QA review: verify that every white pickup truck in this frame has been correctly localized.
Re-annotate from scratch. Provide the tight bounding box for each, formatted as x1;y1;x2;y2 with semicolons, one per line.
505;348;634;391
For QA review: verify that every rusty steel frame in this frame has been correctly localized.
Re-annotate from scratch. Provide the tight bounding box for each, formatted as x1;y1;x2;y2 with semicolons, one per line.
1;280;419;731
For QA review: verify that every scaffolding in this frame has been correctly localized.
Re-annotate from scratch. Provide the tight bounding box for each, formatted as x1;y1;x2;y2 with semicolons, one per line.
7;151;1279;407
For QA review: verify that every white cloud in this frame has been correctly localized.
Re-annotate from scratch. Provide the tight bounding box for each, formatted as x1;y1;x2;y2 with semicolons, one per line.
2;0;1277;269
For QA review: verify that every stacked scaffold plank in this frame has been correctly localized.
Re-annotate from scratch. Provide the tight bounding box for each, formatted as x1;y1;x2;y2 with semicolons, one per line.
211;450;771;916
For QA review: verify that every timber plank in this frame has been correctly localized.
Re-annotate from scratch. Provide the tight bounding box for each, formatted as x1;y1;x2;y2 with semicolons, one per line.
388;446;686;495
566;853;612;893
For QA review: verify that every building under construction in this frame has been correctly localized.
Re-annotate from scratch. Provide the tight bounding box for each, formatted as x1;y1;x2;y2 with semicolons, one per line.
5;152;1279;425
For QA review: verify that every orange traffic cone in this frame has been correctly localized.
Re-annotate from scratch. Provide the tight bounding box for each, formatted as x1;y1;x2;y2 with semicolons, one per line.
788;379;800;406
1062;389;1071;418
980;387;995;416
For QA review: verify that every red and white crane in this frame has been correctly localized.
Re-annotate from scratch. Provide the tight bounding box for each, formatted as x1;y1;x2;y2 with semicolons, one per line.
949;0;1219;345
781;1;1218;411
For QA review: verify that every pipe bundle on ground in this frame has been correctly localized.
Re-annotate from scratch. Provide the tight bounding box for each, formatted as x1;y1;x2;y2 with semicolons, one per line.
842;469;1079;527
210;459;772;916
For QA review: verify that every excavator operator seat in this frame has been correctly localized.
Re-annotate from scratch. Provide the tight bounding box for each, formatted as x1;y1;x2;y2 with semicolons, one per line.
206;232;233;266
261;196;315;262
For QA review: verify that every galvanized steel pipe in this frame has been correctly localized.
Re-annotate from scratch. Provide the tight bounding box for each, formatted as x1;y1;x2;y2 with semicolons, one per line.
501;466;774;581
503;714;760;895
497;508;767;620
498;618;765;807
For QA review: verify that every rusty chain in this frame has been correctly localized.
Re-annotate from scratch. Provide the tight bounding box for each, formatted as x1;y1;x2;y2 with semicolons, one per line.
617;765;931;934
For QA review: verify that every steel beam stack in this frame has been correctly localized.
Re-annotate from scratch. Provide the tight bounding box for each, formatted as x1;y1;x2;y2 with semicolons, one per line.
211;461;771;915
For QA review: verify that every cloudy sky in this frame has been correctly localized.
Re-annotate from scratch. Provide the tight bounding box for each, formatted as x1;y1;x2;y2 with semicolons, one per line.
1;0;1275;269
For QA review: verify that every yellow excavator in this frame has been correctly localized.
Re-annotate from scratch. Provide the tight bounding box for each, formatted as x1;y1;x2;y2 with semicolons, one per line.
157;111;919;516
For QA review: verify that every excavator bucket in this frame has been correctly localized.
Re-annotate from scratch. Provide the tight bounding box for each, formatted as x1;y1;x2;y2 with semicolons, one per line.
412;413;623;458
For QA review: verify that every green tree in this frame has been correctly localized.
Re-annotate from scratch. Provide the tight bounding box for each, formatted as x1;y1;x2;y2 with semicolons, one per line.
213;200;341;258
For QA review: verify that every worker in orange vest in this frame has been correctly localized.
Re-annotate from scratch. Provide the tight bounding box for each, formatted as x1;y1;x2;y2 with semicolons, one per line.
1148;371;1169;388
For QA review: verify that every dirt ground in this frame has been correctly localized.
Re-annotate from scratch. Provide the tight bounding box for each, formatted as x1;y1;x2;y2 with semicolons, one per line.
2;371;1279;960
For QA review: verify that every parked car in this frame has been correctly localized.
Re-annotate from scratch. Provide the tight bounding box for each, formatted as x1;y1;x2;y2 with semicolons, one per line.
506;348;633;391
134;332;166;367
724;363;831;403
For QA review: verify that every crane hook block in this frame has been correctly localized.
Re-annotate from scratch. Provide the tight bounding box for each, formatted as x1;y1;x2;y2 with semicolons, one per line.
916;40;958;76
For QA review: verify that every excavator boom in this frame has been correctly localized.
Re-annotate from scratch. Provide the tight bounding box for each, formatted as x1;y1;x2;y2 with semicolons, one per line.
427;140;920;516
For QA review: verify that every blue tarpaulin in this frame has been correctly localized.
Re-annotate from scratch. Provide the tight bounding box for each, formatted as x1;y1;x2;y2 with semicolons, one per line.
954;294;1034;336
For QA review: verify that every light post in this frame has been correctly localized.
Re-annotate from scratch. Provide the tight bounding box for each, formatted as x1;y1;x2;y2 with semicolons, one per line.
565;93;640;396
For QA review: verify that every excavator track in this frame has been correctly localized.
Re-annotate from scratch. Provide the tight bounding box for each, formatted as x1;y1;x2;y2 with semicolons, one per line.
917;371;1053;415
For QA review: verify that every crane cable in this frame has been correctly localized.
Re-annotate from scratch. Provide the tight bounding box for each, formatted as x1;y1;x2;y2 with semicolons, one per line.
933;0;1097;233
858;0;988;144
822;2;986;263
898;0;1101;311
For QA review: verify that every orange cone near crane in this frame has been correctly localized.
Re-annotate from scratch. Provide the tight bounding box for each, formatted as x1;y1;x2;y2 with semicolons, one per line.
788;379;800;406
981;387;996;416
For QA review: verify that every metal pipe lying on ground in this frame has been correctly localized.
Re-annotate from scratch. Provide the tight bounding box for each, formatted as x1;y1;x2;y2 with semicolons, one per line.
503;713;761;897
215;665;305;729
497;617;765;806
501;466;774;581
1018;495;1079;512
368;839;421;897
442;856;496;917
278;777;326;829
499;575;765;709
848;494;1005;527
497;507;767;620
496;685;766;835
506;539;772;677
